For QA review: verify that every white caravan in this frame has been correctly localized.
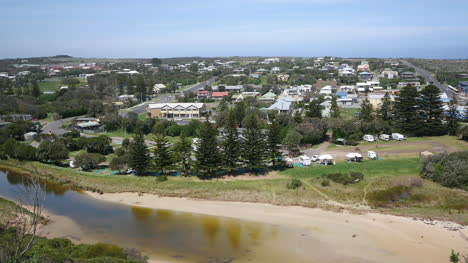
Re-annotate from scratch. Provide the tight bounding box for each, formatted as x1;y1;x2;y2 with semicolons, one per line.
367;151;377;160
363;134;375;142
299;155;312;166
392;133;405;141
379;134;391;141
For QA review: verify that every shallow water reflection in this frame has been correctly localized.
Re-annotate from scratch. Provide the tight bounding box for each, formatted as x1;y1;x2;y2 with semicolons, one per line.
0;170;278;262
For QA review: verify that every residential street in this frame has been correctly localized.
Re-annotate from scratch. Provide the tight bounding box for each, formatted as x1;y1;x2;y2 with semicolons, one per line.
400;60;453;96
118;76;216;117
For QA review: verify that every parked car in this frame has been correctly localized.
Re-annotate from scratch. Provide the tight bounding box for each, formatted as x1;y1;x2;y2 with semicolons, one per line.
299;155;312;166
379;134;391;141
392;133;405;141
363;134;375;142
311;155;319;162
367;151;377;160
284;158;294;168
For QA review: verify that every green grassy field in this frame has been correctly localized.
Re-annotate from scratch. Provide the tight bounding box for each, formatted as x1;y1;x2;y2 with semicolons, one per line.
1;156;466;224
38;80;61;92
329;136;468;152
282;158;420;178
339;107;359;120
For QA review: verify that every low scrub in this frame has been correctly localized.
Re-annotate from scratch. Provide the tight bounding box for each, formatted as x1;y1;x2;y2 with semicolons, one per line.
368;179;428;208
0;227;148;263
287;178;303;189
421;151;468;190
322;172;364;185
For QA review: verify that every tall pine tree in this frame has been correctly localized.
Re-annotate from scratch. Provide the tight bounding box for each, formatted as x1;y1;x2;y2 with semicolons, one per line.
419;85;445;136
359;98;374;122
266;119;282;167
128;129;150;175
330;96;340;118
136;76;147;102
306;97;324;118
378;92;393;121
394;85;421;136
221;109;241;173
446;95;459;136
31;80;41;98
241;113;267;170
174;133;192;176
152;134;174;175
195;121;220;178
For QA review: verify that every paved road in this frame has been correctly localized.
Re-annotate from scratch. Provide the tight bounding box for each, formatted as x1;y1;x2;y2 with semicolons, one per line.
400;60;454;97
41;116;80;135
118;76;217;117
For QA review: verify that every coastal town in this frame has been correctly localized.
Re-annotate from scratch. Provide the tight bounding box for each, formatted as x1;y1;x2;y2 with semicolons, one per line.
1;0;468;262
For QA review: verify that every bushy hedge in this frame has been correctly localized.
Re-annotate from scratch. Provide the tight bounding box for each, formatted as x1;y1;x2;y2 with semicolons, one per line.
287;178;303;189
0;227;147;263
322;172;364;185
421;151;468;190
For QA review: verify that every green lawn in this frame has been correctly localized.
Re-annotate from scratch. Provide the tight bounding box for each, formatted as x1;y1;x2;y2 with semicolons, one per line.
339;107;359;120
282;158;420;178
1;156;467;224
38;80;61;92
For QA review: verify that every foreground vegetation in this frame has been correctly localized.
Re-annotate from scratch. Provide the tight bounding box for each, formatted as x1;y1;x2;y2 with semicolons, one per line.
0;227;148;263
0;189;147;263
1;157;467;224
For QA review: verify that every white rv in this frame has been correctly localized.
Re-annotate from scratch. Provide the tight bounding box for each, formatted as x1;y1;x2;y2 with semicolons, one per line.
379;134;391;141
299;155;312;166
392;133;405;141
363;134;375;142
367;151;377;160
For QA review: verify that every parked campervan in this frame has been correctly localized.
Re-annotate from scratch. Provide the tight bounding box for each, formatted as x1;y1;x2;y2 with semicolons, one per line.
392;133;405;141
299;155;312;166
363;134;375;142
379;134;391;141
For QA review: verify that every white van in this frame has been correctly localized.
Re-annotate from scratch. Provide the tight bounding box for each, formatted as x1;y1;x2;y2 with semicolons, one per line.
367;151;377;160
363;134;375;142
392;133;405;141
299;155;312;166
379;134;391;141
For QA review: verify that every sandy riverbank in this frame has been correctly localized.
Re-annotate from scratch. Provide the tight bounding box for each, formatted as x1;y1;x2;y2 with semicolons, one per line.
88;191;468;263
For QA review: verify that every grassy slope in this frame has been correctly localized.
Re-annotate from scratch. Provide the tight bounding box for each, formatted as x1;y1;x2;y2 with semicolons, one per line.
0;198;20;226
1;157;467;224
38;80;61;92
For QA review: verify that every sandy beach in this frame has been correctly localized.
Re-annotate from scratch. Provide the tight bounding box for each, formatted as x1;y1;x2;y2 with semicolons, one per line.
87;191;468;263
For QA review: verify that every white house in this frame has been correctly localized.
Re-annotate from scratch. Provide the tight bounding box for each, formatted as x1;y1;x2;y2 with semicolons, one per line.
271;67;281;74
319;85;333;95
153;83;167;93
267;98;293;114
147;103;206;119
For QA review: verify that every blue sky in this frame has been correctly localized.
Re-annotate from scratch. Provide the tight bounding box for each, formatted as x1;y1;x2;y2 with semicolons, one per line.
1;0;468;59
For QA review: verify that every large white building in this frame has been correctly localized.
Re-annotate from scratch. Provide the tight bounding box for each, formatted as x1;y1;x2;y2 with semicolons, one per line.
146;103;206;119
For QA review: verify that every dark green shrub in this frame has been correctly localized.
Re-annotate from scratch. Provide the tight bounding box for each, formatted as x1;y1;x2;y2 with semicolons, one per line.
321;179;331;187
421;151;468;189
350;172;364;182
323;172;364;185
368;185;412;207
287;178;302;189
156;175;168;182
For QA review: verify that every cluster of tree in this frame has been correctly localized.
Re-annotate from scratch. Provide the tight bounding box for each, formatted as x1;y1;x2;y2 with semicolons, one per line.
53;87;104;118
0;96;48;119
421;151;468;190
102;111;201;137
308;85;464;144
122;109;295;178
